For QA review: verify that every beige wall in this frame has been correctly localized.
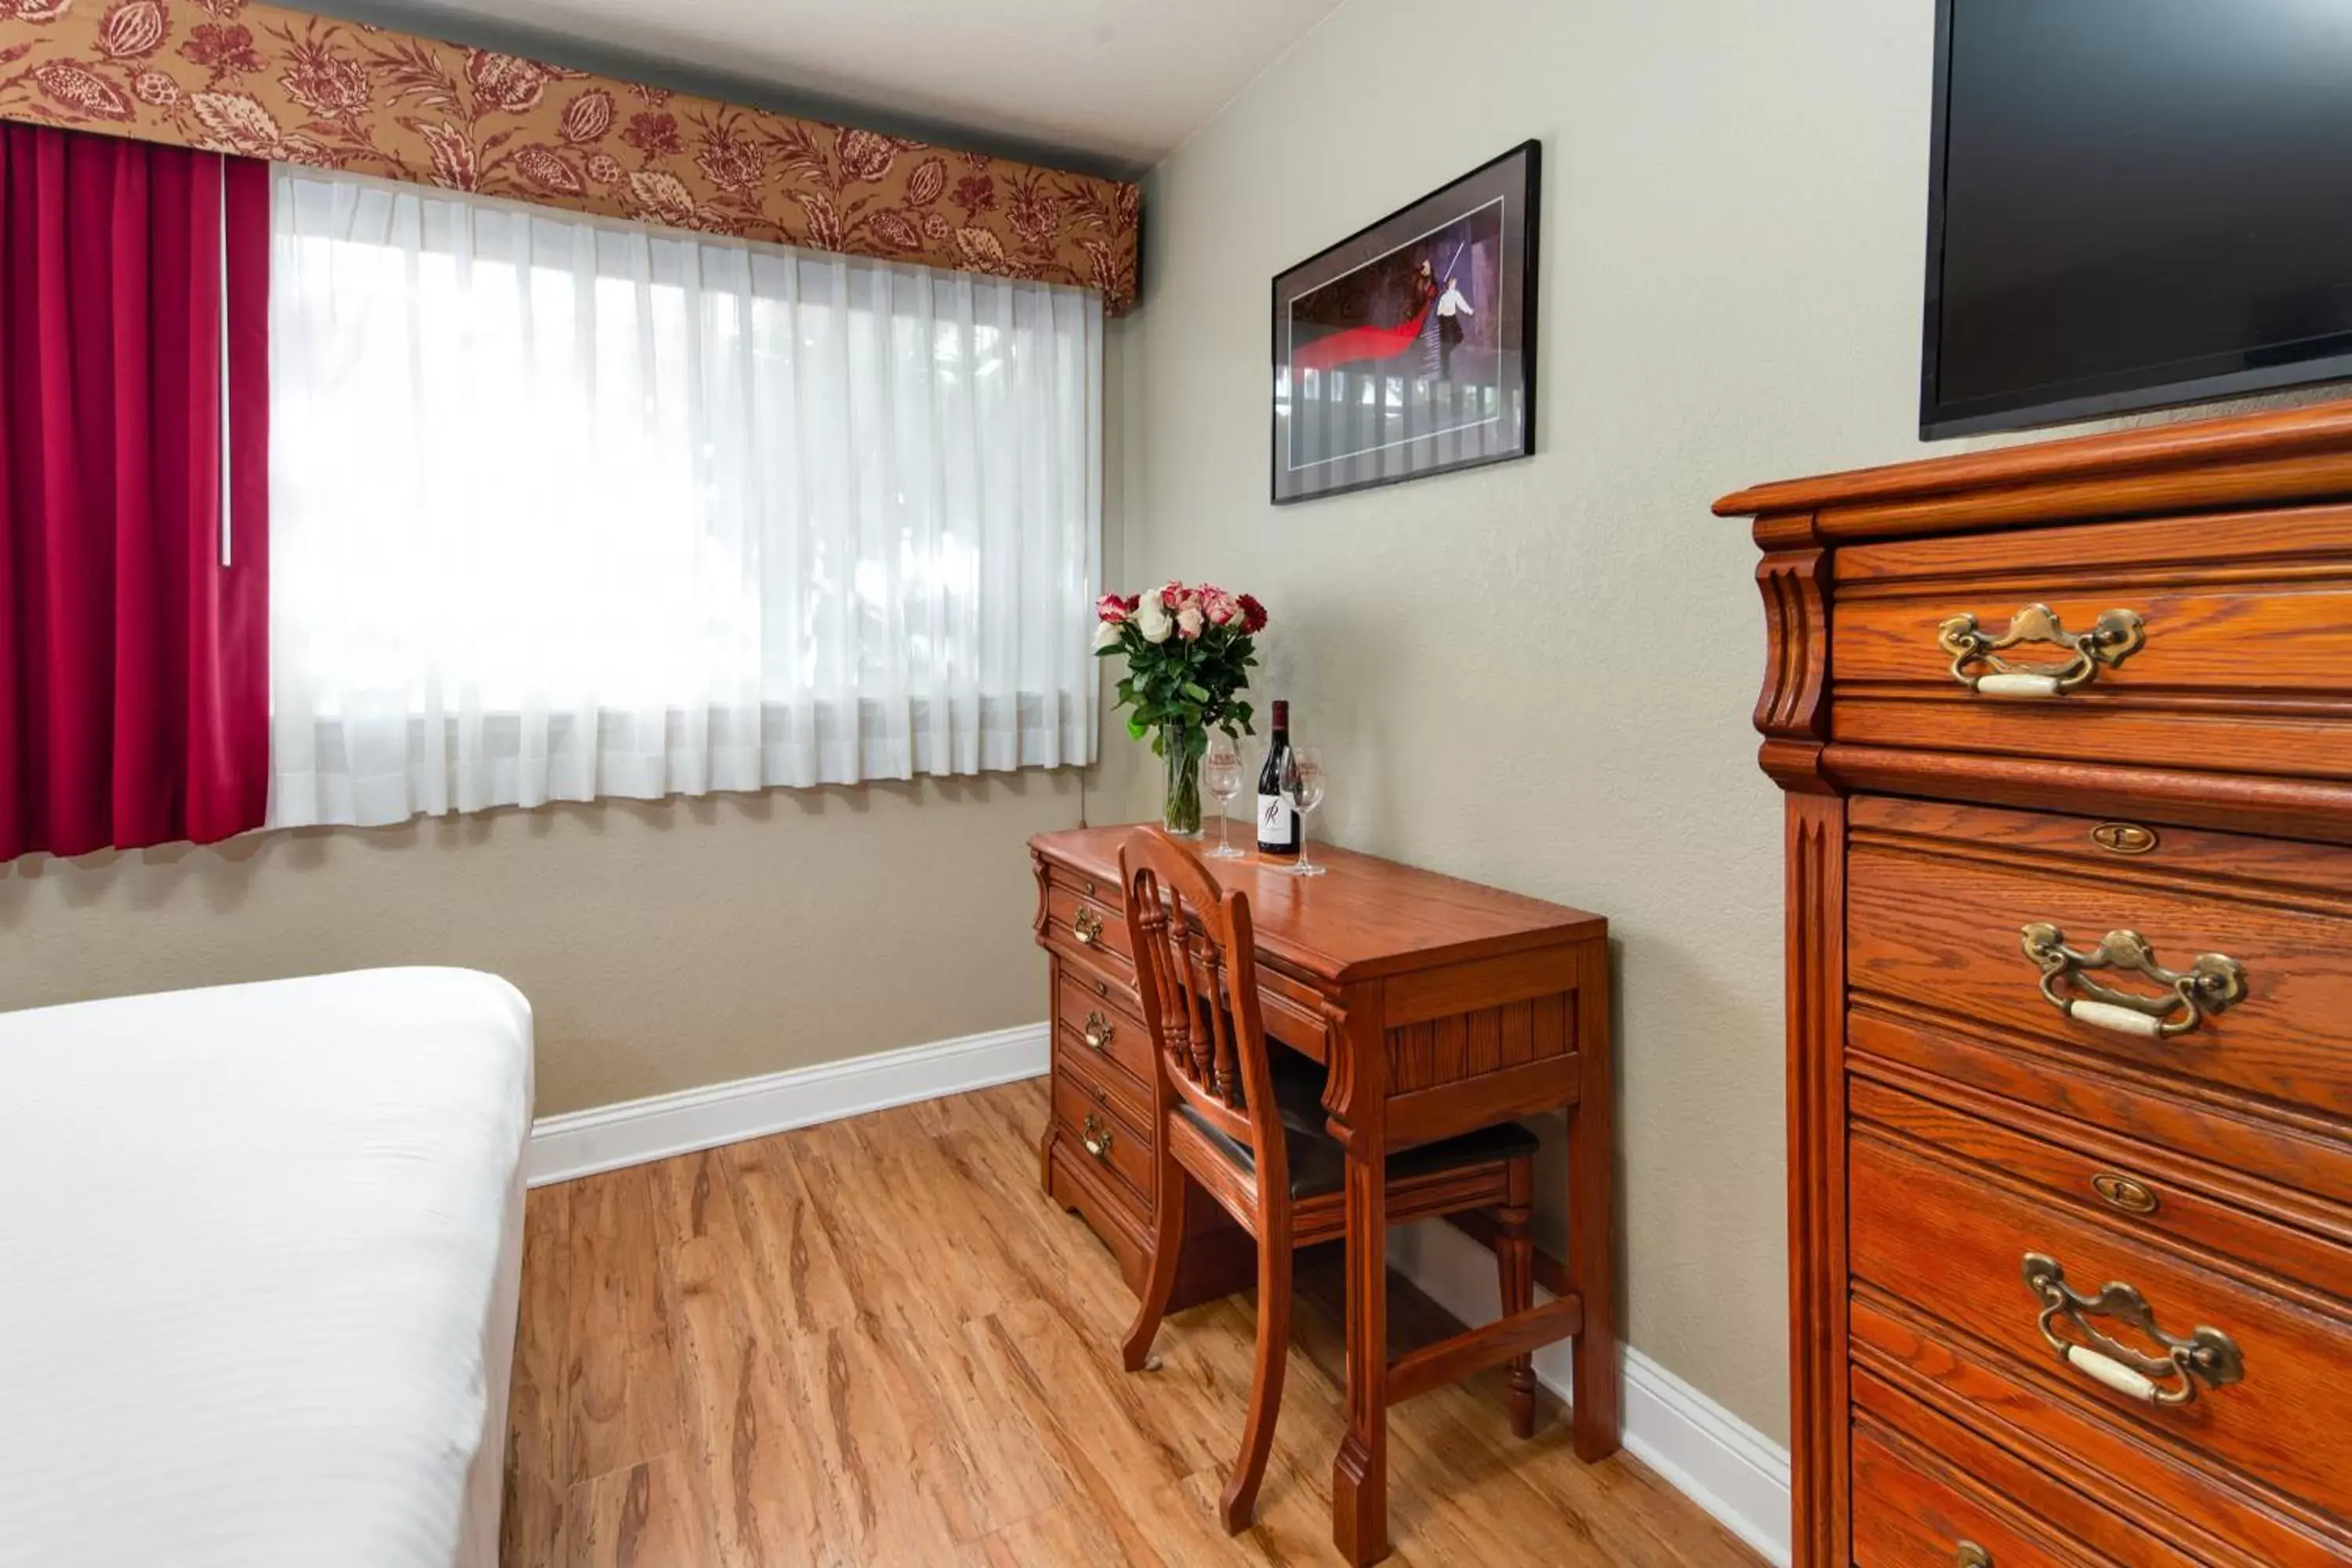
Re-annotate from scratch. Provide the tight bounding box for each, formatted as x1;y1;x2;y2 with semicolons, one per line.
0;777;1080;1114
1121;0;1954;1442
0;319;1146;1117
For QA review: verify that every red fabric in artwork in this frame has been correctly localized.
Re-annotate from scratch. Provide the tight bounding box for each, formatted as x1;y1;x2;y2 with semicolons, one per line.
1288;298;1436;377
0;123;270;862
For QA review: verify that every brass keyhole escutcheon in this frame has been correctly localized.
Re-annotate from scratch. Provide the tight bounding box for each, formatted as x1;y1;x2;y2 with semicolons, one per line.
2091;1172;2159;1215
2090;822;2159;856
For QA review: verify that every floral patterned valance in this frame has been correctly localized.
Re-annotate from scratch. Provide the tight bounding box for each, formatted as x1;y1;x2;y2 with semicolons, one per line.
0;0;1141;313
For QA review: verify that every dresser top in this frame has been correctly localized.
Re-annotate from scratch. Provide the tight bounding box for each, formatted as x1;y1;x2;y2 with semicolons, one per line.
1031;824;1605;985
1714;396;2352;539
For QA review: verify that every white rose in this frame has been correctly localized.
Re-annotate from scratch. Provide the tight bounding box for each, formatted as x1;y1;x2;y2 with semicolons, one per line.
1091;620;1123;652
1135;594;1174;644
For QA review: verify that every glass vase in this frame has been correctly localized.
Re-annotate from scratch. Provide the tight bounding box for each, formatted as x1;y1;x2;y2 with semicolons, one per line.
1160;722;1203;838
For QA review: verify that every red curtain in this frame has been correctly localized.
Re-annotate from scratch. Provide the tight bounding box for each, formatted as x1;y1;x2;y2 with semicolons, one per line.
0;124;270;862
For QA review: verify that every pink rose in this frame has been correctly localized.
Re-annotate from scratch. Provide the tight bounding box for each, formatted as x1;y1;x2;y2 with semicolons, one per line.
1158;581;1185;610
1095;593;1134;624
1175;606;1205;641
1202;590;1241;626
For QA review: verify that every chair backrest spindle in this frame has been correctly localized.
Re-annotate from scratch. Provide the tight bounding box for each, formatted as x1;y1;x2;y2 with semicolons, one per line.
1117;830;1285;1198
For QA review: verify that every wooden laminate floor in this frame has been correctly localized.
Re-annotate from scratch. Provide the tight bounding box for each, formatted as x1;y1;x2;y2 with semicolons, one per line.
503;1080;1765;1568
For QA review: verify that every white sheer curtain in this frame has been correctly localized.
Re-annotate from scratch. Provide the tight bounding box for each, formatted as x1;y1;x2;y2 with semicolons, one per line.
267;168;1099;827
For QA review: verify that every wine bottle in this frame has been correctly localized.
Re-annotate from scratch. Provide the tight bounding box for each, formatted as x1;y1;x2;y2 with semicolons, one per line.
1256;700;1300;859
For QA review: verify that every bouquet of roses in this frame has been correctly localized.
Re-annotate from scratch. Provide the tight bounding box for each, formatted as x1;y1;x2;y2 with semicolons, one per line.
1094;582;1268;833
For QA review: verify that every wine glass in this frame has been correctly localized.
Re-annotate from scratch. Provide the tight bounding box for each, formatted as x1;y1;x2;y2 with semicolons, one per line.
1203;732;1245;858
1282;746;1327;877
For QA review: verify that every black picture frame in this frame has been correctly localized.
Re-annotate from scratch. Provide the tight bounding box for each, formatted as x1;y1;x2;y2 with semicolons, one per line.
1270;140;1541;505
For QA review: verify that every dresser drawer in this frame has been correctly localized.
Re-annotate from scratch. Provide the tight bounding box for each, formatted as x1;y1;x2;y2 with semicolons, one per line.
1052;1048;1153;1206
1852;1075;2352;1305
1847;799;2352;1122
1849;1128;2352;1527
1853;1418;2109;1568
1830;506;2352;780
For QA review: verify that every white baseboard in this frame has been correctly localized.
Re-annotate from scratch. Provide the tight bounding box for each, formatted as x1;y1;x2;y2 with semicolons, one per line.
1386;1221;1792;1567
525;1026;1790;1564
524;1021;1051;1186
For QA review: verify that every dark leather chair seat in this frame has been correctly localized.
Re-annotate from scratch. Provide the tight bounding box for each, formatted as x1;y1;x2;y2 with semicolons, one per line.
1177;1047;1538;1200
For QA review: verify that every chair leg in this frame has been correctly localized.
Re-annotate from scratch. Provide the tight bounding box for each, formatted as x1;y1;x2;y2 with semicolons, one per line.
1122;1144;1187;1374
1496;1154;1537;1439
1218;1218;1293;1534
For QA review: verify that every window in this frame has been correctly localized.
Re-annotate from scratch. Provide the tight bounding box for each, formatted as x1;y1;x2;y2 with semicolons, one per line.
267;169;1100;826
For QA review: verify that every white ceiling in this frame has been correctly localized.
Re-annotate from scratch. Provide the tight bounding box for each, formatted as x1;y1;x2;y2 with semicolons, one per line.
336;0;1348;173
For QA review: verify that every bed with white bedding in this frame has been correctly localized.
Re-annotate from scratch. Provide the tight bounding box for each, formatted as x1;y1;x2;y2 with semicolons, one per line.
0;967;534;1568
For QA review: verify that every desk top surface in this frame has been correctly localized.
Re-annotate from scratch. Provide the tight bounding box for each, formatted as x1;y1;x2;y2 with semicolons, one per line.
1031;825;1606;985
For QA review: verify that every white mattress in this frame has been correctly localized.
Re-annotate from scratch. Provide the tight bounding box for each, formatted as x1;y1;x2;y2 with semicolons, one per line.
0;967;534;1568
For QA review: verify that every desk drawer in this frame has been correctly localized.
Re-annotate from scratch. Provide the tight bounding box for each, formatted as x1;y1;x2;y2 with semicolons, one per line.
1847;799;2352;1122
1056;965;1154;1101
1053;1049;1153;1207
1849;1128;2352;1529
1831;506;2352;780
1044;882;1134;975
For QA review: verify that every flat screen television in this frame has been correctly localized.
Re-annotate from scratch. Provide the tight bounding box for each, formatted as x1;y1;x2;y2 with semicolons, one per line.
1923;0;2352;438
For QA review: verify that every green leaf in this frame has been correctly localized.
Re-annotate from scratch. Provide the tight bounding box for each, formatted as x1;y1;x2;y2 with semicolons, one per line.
1181;681;1210;702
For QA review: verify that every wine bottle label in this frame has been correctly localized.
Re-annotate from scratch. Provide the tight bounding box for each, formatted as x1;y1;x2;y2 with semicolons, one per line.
1258;793;1295;848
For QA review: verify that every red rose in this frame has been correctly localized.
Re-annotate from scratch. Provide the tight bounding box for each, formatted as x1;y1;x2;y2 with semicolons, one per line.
99;1;167;60
1237;594;1267;634
559;89;612;145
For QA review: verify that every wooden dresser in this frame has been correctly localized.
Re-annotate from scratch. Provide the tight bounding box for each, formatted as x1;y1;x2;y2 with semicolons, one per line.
1720;404;2352;1568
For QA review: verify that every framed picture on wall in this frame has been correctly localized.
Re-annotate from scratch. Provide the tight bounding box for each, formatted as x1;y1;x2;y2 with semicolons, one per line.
1271;140;1541;505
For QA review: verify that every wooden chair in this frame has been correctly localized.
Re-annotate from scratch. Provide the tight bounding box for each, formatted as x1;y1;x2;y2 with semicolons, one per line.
1116;829;1547;1534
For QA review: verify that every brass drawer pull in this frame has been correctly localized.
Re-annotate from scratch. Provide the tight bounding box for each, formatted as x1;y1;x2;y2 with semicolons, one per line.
1940;603;2144;697
2021;1252;2244;1407
1955;1546;1992;1568
1072;907;1104;946
1081;1112;1114;1163
2020;924;2245;1039
1082;1010;1115;1051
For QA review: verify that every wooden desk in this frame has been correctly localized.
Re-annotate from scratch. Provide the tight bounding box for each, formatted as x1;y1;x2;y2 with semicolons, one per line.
1030;826;1621;1564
